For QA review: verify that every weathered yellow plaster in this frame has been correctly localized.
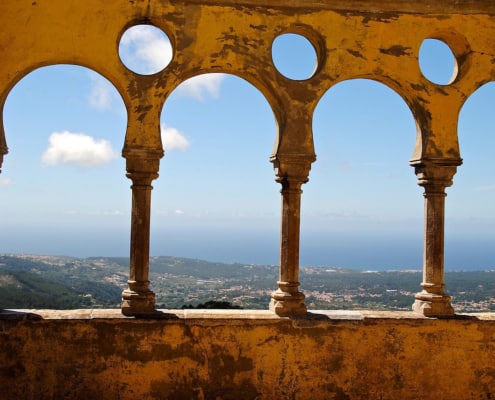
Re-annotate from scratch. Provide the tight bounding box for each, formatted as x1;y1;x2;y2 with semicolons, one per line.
1;310;494;399
4;0;495;163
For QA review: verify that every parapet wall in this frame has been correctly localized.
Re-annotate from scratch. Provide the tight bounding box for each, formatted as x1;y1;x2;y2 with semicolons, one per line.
1;309;494;400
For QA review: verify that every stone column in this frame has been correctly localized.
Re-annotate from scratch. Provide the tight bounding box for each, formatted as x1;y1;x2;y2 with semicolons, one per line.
411;160;459;317
121;153;161;316
270;155;312;316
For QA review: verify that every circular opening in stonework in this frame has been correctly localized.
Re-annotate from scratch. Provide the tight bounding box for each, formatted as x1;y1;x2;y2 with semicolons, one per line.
118;24;173;75
272;33;318;81
419;38;458;85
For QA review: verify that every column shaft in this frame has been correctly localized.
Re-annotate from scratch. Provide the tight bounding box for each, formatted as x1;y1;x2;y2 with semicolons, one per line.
270;179;306;315
121;157;160;316
128;180;153;289
280;182;301;283
412;162;458;317
423;189;446;292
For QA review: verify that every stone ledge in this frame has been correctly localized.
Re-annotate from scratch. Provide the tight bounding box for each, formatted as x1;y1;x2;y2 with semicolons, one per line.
2;308;495;321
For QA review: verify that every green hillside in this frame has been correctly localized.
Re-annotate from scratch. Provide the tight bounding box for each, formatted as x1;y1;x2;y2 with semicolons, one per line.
0;255;124;309
0;269;92;309
1;254;494;312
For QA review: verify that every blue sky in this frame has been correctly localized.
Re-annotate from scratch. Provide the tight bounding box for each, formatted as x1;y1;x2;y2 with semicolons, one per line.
1;26;494;270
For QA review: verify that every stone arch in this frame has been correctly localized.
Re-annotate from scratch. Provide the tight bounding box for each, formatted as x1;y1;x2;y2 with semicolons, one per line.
0;63;130;170
155;72;279;265
447;81;495;268
162;69;286;160
1;64;128;255
305;71;433;169
305;78;419;269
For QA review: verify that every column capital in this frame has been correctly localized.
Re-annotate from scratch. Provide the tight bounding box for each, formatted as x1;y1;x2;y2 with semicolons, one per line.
270;153;315;185
410;158;461;189
124;148;162;185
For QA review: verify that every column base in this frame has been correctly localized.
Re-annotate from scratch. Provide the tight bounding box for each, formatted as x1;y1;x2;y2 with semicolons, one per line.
412;292;454;317
269;289;307;316
121;289;156;316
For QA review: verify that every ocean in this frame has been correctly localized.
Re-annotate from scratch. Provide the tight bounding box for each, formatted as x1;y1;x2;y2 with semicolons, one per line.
1;225;494;271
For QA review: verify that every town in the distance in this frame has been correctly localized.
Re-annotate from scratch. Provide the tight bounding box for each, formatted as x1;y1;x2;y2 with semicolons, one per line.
1;253;494;313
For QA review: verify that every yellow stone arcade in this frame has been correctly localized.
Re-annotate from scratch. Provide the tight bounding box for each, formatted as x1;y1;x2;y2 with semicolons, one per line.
1;0;494;317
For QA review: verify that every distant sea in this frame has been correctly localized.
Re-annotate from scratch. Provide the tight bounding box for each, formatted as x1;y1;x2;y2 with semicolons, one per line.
1;226;494;271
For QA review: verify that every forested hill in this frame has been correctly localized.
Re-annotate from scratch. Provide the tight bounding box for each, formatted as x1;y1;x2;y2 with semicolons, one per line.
1;254;494;312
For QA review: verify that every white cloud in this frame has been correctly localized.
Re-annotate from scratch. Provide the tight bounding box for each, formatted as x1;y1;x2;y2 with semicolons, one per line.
88;73;113;110
176;74;225;101
175;209;185;215
161;125;189;152
0;177;11;186
120;25;173;74
119;27;224;95
41;131;118;167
